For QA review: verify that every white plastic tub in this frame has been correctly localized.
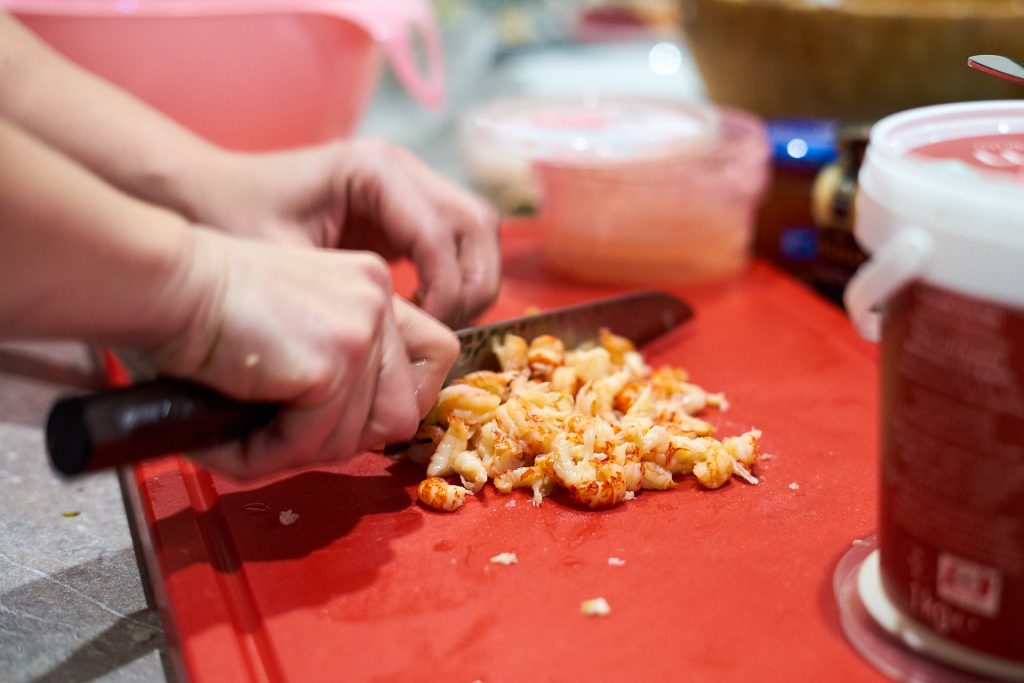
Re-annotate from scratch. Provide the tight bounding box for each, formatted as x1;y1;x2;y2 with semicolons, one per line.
846;100;1024;679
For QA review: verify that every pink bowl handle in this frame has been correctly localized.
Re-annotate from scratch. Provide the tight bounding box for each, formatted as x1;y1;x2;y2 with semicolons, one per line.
378;3;445;110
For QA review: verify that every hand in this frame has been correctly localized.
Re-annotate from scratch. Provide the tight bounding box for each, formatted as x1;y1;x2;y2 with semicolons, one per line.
184;139;501;329
148;228;459;479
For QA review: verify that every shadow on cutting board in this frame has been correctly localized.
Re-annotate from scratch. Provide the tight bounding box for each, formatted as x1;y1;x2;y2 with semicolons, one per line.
146;457;425;581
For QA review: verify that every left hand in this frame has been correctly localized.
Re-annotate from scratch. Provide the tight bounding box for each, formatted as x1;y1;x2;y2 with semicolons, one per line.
183;139;501;329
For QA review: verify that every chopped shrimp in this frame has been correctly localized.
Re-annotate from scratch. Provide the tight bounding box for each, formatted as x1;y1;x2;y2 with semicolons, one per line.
493;465;555;506
453;450;488;493
405;424;444;465
641;461;676;490
693;441;734;489
724;429;762;467
550;365;579;395
417;477;469;512
426;418;470;478
725;428;762;485
493;334;529;372
476;420;526;477
527;335;565;379
430;384;502;426
455;370;518;401
598;328;635;366
405;331;764;510
565;346;613;384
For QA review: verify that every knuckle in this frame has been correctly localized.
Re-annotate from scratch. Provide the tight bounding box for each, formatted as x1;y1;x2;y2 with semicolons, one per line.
475;199;499;230
393;409;421;443
353;252;392;290
291;355;337;398
357;137;402;162
439;330;460;365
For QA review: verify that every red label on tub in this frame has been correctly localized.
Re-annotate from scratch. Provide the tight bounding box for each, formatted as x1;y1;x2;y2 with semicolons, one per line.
912;133;1024;180
879;282;1024;661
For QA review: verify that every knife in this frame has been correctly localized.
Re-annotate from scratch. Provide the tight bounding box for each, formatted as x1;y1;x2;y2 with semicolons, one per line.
46;290;692;476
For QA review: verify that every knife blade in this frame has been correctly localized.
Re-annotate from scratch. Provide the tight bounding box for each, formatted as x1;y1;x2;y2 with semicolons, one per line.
46;290;692;476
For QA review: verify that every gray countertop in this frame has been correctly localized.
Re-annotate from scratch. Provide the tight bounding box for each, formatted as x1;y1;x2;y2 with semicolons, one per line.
0;343;167;682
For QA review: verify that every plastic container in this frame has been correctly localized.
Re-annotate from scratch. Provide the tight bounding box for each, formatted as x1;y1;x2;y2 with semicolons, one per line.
2;0;444;150
844;101;1024;680
460;96;720;215
538;102;768;286
461;97;767;285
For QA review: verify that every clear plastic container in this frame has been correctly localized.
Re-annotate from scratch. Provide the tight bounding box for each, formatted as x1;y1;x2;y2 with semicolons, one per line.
524;100;768;285
460;96;720;214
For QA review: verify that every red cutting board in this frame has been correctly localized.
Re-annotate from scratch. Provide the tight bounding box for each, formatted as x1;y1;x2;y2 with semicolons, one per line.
124;220;884;682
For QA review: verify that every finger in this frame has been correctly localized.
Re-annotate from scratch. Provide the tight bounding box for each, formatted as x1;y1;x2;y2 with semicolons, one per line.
400;158;501;326
454;207;501;326
355;303;421;450
392;297;460;417
190;299;387;479
408;218;463;325
363;167;464;324
192;355;381;479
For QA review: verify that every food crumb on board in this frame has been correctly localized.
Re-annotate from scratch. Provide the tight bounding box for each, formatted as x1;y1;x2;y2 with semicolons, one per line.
788;482;800;491
505;499;517;508
580;597;611;617
62;511;80;518
279;509;300;526
607;557;626;566
489;552;518;566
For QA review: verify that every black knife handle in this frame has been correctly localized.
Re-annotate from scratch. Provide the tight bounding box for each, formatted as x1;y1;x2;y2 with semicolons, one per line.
46;379;277;476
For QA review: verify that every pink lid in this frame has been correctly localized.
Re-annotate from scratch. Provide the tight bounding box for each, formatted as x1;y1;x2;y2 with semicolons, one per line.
913;133;1024;181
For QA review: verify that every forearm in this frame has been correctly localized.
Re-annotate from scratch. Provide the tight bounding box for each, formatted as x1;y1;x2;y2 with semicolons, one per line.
0;119;202;346
0;12;229;220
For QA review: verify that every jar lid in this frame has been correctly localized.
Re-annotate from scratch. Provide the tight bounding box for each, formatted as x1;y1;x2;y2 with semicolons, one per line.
859;100;1024;236
853;101;1024;314
460;96;719;167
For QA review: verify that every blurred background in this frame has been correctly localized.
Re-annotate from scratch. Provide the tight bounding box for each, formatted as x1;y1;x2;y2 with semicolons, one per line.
357;0;1023;302
14;0;1023;299
356;0;1019;301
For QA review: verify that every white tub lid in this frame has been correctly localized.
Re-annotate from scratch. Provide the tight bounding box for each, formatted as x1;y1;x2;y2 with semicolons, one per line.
460;96;719;166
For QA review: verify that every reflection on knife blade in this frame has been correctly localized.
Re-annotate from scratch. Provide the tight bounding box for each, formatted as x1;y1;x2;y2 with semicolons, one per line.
447;290;693;384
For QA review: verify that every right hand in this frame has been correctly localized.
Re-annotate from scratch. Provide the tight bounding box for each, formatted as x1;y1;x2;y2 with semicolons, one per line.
177;139;501;329
148;227;459;479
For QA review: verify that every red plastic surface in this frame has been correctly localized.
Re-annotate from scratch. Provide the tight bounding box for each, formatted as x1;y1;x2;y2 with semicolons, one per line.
125;221;885;682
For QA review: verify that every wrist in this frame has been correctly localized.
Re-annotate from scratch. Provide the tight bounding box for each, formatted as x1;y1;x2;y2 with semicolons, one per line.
139;223;229;375
131;140;237;222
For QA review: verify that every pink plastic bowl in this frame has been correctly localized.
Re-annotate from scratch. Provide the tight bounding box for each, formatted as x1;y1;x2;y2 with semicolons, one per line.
2;0;444;150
